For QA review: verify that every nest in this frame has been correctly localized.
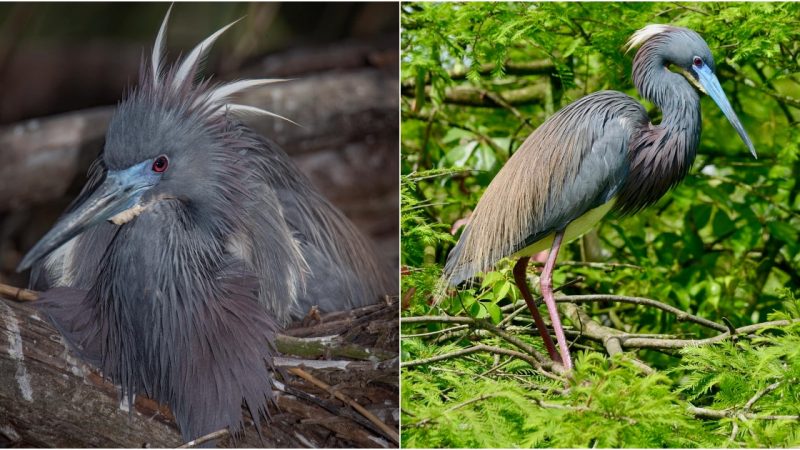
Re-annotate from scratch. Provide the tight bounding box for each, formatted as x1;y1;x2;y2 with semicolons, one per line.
0;292;398;448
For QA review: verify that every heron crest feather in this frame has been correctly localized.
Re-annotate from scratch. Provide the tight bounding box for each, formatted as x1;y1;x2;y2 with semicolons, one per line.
150;11;295;125
625;24;675;52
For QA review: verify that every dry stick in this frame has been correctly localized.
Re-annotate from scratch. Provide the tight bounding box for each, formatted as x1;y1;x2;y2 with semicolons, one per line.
0;283;38;302
476;318;550;365
559;299;800;351
177;429;230;448
287;367;399;444
279;383;383;442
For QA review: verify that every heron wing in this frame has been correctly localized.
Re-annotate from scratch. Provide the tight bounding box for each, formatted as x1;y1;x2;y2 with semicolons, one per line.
275;186;381;318
238;126;393;320
444;91;647;285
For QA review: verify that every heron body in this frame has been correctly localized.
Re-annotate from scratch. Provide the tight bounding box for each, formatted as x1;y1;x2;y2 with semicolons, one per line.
18;9;392;442
444;25;756;370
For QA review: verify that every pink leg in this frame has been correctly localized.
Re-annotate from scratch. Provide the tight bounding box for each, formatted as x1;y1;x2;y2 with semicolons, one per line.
541;230;572;370
513;257;561;363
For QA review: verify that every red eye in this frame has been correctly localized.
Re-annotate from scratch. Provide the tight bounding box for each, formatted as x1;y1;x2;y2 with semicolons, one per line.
152;155;169;173
693;56;703;67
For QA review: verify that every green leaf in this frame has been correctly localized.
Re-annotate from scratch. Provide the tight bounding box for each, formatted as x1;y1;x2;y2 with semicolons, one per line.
485;302;503;324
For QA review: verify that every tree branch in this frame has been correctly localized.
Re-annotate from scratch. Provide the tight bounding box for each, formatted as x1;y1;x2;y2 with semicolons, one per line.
400;343;549;378
554;294;728;332
689;405;799;421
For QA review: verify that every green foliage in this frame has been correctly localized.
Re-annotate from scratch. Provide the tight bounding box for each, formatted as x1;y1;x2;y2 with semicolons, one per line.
676;320;800;447
402;343;703;448
401;2;800;447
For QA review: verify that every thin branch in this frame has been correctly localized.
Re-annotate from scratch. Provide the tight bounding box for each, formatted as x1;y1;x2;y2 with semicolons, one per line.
475;318;550;366
400;343;553;381
620;319;800;349
555;294;728;332
287;367;399;444
274;356;397;372
402;325;469;338
689;405;800;421
743;381;781;412
400;313;559;375
401;315;476;325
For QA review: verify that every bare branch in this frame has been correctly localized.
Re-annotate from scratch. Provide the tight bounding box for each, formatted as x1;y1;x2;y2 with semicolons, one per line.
554;294;728;332
620;319;800;349
561;303;655;375
689;405;800;421
400;343;554;378
744;382;782;412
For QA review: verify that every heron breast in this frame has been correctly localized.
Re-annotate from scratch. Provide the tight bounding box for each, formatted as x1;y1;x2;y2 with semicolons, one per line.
512;199;615;258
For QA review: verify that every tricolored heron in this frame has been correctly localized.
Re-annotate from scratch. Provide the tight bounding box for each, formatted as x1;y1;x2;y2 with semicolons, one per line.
443;25;756;371
16;8;393;441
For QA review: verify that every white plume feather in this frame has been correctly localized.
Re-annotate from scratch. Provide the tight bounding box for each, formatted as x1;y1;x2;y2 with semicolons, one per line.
152;4;173;84
625;24;673;53
173;18;241;89
196;79;289;108
224;104;302;127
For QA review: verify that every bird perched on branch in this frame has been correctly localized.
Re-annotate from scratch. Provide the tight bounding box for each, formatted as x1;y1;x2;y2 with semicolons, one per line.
17;7;393;442
443;25;756;371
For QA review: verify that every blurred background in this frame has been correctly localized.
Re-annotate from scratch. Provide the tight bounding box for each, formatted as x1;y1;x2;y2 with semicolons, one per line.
0;2;399;288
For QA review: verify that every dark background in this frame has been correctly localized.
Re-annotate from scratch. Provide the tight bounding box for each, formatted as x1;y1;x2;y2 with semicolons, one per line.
0;2;396;122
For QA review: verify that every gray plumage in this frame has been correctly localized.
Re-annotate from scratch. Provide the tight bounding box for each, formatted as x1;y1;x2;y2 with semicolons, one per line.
444;25;755;286
19;10;392;442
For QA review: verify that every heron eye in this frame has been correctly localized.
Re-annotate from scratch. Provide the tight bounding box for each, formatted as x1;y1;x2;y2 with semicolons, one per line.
693;56;703;67
152;155;169;173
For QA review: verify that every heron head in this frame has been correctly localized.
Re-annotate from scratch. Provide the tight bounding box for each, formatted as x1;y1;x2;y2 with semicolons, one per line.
17;7;292;272
628;24;757;159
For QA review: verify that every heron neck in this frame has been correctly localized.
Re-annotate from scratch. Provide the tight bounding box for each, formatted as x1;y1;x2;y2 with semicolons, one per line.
633;53;702;148
614;54;701;216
